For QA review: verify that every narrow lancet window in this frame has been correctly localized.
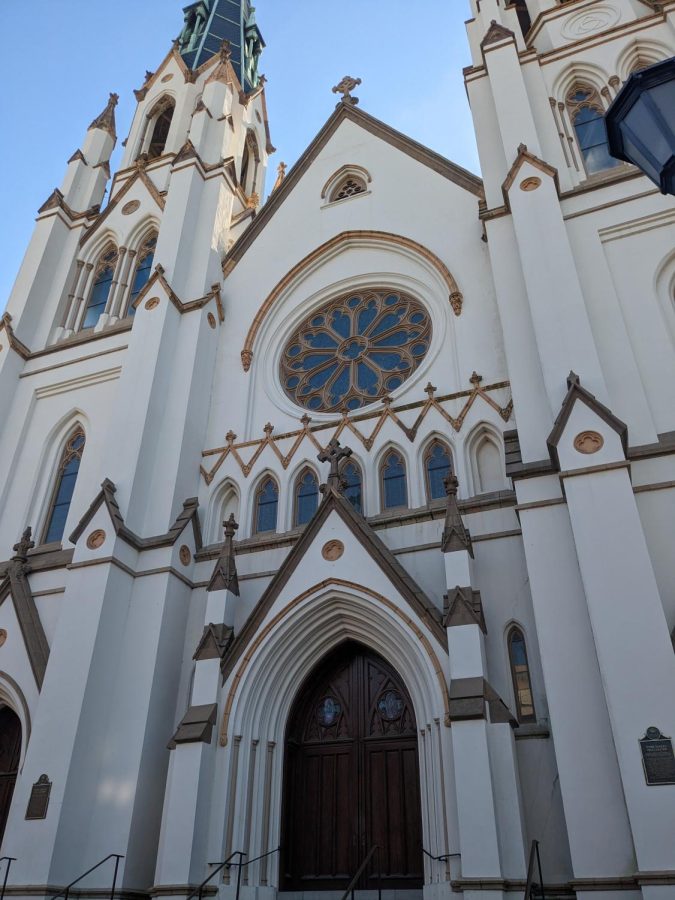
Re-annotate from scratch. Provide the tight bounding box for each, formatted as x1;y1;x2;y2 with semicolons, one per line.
425;441;453;501
381;451;408;510
567;86;621;175
43;428;86;544
127;233;157;315
254;477;279;534
508;627;536;723
294;469;319;526
82;246;118;330
342;461;363;513
147;103;174;160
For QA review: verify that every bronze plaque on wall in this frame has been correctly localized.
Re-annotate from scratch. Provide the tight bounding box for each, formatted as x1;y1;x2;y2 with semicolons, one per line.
640;727;675;785
25;774;51;819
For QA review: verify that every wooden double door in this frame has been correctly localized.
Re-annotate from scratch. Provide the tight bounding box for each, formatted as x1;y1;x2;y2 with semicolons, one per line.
281;643;423;891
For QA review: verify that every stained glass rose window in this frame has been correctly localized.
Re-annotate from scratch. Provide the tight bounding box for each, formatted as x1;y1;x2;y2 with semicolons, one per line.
280;289;432;413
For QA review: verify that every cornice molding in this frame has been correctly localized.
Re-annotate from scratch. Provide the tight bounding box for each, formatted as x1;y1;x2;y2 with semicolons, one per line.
0;313;30;360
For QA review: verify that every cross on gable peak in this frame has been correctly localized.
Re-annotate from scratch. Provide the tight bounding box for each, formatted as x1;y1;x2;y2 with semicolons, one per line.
12;527;34;562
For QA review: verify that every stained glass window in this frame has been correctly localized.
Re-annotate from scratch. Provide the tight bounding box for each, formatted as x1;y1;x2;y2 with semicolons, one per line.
280;289;432;413
254;476;278;534
127;234;157;316
342;461;363;513
43;429;85;544
425;441;453;501
508;627;536;723
294;469;319;526
381;451;408;510
82;247;117;330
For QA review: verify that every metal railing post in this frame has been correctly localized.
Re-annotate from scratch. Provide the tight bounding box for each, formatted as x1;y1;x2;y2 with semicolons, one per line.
235;853;245;900
110;854;122;900
0;858;15;900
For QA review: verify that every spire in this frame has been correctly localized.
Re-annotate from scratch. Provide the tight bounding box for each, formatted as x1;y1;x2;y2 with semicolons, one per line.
207;514;240;594
179;1;265;91
88;93;118;140
441;475;474;557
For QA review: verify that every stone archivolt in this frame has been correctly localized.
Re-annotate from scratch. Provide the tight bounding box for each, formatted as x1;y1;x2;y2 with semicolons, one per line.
201;375;512;483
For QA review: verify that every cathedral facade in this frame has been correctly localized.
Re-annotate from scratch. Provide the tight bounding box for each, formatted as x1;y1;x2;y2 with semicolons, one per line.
1;1;675;899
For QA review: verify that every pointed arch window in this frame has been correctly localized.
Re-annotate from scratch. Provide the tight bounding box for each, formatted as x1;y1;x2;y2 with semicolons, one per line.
424;441;453;501
342;461;363;513
254;476;279;534
294;469;319;527
240;132;260;197
82;246;118;330
567;86;621;175
43;428;86;544
508;626;536;723
381;450;408;510
147;101;174;160
127;232;157;316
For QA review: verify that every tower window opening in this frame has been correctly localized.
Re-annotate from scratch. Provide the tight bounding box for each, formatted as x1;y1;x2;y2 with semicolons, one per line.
43;428;86;545
240;132;260;198
512;1;531;37
148;106;174;159
82;246;118;330
567;86;621;175
127;233;157;316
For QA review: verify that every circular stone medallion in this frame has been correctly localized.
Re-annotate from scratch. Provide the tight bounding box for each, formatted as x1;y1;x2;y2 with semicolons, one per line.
87;529;106;550
161;73;174;83
520;176;541;192
122;200;140;216
145;297;160;311
207;312;217;330
574;430;604;454
0;629;8;648
322;539;345;561
179;545;192;566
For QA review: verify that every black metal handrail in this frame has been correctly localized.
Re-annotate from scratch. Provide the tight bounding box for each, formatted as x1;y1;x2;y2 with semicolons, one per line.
189;848;281;900
0;857;16;900
51;854;124;900
524;839;545;900
340;845;381;900
422;847;459;863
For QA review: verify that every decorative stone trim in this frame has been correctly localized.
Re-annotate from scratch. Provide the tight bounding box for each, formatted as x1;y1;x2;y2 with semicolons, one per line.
169;703;218;747
132;265;224;322
448;677;517;726
0;314;30;360
193;624;234;661
237;230;464;370
443;586;486;633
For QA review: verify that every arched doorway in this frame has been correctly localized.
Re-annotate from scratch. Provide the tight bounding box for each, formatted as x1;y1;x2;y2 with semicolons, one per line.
281;642;423;891
0;707;21;843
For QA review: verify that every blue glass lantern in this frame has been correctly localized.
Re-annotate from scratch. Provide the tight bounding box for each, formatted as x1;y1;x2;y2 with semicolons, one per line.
605;57;675;195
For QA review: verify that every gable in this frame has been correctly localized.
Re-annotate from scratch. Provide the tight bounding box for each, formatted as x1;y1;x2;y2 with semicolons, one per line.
221;488;446;681
222;103;483;277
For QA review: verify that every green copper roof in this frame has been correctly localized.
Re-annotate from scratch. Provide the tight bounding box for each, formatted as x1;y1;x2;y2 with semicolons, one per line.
178;0;264;90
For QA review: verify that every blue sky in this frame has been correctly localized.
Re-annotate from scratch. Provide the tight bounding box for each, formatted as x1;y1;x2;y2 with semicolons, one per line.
0;1;477;310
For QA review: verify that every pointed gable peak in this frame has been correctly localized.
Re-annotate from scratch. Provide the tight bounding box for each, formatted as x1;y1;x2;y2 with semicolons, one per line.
547;371;628;467
208;513;240;595
441;474;473;557
481;19;516;48
88;93;119;140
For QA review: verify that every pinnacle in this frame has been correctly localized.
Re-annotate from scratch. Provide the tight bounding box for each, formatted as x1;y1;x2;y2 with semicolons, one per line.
88;92;119;140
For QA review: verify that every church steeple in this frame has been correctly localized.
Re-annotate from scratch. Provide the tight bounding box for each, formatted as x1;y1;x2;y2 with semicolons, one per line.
178;0;265;90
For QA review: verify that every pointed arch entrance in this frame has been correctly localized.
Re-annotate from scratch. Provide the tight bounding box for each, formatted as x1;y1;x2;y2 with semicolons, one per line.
0;707;21;842
281;642;423;891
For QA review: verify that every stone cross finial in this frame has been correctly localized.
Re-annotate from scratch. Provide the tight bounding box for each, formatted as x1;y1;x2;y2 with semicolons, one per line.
272;162;287;192
12;527;34;562
318;438;352;492
332;75;362;106
208;514;240;595
223;513;238;542
88;92;119;139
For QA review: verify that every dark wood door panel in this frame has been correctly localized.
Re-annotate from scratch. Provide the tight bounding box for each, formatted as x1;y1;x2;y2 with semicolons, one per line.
281;643;423;890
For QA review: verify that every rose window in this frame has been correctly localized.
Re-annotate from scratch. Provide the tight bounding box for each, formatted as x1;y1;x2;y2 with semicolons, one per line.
280;289;432;413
